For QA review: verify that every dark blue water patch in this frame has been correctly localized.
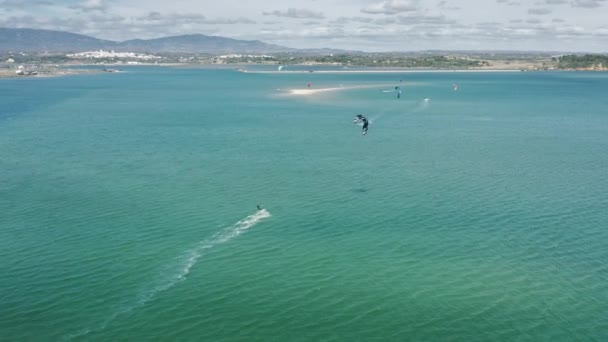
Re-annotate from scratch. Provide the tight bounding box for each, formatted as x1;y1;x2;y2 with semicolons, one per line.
0;76;93;120
0;66;171;121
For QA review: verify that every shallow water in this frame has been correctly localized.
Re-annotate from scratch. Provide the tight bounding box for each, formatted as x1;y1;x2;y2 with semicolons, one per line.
1;67;607;341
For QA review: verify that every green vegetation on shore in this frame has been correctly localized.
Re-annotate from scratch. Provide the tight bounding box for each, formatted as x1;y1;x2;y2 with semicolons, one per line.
555;54;608;70
293;55;490;68
219;54;490;68
2;51;608;72
0;52;491;68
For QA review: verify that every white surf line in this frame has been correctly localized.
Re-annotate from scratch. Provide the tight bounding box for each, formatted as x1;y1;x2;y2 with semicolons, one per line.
64;209;271;340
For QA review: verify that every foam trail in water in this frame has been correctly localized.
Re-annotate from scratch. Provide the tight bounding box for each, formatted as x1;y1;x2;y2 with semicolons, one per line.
64;209;271;340
369;114;383;124
177;208;270;281
410;98;431;113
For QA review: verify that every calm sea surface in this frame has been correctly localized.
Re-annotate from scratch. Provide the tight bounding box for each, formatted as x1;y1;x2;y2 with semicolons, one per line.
1;67;607;341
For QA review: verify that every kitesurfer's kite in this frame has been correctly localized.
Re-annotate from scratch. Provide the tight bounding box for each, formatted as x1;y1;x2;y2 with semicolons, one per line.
353;114;369;135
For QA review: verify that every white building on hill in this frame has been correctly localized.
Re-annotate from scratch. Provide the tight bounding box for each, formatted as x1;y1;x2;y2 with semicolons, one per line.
67;50;161;60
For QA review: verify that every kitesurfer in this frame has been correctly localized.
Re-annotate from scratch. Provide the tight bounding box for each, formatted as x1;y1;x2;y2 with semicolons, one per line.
257;204;262;210
362;118;369;135
353;114;369;135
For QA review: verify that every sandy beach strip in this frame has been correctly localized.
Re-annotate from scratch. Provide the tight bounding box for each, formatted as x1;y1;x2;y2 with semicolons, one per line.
0;68;103;79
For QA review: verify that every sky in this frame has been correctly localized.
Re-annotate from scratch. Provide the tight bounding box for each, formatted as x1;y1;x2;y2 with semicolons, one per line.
1;0;608;52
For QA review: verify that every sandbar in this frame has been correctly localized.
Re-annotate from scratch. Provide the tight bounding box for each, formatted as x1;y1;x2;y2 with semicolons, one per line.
285;83;415;96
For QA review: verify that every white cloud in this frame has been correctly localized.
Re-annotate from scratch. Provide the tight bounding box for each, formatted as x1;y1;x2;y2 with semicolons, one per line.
72;0;107;12
204;17;256;24
571;0;607;7
1;0;607;52
134;12;255;25
262;8;324;19
361;0;419;15
528;7;552;14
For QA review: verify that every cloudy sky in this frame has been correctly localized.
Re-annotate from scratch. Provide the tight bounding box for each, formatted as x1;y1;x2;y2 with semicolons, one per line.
2;0;608;51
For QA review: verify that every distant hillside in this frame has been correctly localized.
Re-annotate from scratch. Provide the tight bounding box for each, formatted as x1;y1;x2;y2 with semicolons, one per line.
0;28;292;54
117;34;290;54
0;28;114;52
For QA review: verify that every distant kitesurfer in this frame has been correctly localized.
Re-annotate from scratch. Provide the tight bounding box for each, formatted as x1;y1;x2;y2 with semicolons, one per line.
353;114;369;135
362;118;369;135
257;204;262;210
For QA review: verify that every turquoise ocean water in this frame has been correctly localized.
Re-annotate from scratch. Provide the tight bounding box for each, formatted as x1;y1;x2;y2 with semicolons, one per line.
1;67;607;341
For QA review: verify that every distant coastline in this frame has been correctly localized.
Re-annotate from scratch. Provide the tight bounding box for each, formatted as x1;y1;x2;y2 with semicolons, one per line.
0;67;102;79
1;61;606;79
2;28;607;77
239;69;523;74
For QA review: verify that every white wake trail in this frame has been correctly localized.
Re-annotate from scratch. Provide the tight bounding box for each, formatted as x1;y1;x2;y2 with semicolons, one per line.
65;209;271;340
177;209;271;281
